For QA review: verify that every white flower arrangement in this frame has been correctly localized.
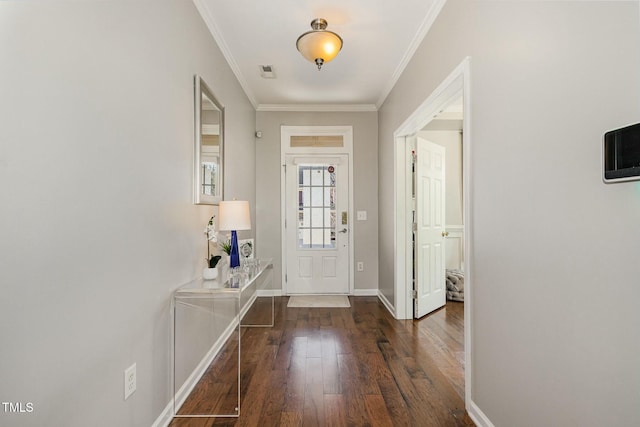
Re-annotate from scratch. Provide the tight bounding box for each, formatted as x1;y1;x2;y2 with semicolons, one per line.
205;215;218;243
204;216;223;268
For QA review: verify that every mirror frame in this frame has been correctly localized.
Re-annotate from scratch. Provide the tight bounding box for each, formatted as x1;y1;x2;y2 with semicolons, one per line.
194;75;224;205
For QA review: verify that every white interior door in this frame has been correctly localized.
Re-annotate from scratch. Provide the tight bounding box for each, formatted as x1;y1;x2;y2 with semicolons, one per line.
285;155;350;294
414;137;446;318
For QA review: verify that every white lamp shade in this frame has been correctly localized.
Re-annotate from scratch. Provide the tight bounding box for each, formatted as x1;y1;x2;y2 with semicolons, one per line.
296;30;343;65
218;200;251;231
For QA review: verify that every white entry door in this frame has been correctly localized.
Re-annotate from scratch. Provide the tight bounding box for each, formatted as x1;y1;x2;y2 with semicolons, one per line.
285;155;350;294
414;137;446;318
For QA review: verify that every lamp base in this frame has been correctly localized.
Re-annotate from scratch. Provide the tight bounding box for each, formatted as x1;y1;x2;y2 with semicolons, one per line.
229;230;240;268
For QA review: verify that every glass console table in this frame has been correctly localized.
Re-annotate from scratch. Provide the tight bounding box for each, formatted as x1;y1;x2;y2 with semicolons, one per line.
171;258;274;419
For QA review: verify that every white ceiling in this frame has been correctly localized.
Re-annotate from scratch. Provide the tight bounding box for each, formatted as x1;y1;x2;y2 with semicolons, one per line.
194;0;444;111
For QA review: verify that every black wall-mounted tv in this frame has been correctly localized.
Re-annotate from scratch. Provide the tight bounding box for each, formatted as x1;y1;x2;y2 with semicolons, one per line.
603;122;640;183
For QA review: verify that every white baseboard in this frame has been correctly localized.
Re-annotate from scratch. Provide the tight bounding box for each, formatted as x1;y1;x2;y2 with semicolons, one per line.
152;401;173;427
377;291;396;318
152;316;239;427
352;289;378;296
467;400;495;427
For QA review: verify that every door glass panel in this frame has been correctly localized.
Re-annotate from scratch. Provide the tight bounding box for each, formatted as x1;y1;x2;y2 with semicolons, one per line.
324;229;334;246
311;187;323;206
324;209;332;226
311;208;323;227
299;229;311;247
311;229;324;246
301;168;311;186
323;169;330;185
201;160;218;196
301;187;310;206
311;168;323;186
297;163;337;249
300;208;311;228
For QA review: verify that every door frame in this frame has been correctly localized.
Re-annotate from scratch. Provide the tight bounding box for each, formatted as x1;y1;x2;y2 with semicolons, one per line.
280;125;354;295
393;57;472;404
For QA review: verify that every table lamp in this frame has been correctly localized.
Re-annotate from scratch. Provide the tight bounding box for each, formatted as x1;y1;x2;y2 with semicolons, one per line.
218;200;251;268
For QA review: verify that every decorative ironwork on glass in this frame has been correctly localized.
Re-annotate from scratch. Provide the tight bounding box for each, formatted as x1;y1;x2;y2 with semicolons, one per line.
297;164;337;249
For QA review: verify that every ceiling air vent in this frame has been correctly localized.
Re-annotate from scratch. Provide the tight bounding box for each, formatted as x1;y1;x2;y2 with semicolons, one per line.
259;65;276;79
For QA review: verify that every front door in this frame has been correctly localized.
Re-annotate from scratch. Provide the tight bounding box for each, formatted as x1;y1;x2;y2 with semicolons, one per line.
414;137;446;318
284;155;350;294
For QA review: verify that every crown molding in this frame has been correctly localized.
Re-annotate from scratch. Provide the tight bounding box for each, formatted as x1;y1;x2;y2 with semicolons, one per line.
194;0;447;112
193;0;259;109
375;0;448;109
257;104;378;112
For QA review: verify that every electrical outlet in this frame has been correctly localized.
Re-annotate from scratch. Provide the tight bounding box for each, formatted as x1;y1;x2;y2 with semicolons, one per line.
124;363;136;400
357;262;364;272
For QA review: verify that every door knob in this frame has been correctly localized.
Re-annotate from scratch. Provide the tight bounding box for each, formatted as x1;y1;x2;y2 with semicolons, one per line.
338;228;348;233
441;231;449;237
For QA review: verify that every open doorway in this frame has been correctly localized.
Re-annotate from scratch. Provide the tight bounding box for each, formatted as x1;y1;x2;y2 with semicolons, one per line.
409;99;464;318
393;57;472;405
418;99;465;310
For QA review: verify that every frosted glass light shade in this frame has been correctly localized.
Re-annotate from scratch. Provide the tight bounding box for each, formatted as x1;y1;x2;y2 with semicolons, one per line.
218;200;251;231
296;18;343;70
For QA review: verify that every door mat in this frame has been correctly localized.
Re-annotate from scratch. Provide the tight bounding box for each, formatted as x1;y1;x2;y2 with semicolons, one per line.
287;295;351;308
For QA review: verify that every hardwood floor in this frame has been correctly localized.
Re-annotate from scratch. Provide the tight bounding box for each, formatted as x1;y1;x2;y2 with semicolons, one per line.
169;296;473;427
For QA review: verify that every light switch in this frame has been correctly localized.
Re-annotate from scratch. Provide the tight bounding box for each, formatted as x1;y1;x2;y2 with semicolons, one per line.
357;211;367;221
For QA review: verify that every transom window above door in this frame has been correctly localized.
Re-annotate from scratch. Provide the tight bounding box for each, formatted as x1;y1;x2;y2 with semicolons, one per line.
290;135;344;148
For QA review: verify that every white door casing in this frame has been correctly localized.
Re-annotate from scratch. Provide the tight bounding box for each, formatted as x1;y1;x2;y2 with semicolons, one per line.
280;126;354;295
393;57;471;405
414;137;446;318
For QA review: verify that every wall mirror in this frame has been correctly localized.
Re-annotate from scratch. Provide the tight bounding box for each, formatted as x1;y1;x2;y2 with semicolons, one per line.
194;75;224;205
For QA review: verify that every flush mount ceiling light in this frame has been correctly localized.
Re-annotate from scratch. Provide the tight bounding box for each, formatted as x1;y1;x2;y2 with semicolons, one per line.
296;18;343;70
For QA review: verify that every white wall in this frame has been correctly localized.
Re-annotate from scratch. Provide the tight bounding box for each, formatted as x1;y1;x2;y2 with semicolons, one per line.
0;2;255;426
379;1;640;426
255;111;379;293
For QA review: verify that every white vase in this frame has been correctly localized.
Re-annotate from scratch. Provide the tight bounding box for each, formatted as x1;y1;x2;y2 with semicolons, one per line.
202;267;218;280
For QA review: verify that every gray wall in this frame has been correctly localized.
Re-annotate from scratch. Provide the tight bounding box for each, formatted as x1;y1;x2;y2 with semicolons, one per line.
0;1;255;426
255;111;379;292
379;1;640;426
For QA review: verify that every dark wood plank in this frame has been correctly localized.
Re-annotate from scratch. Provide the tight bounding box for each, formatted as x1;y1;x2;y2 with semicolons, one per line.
337;353;376;426
302;383;325;427
320;331;341;394
169;296;474;427
279;411;302;427
306;357;323;385
256;368;287;427
366;351;412;426
364;394;395;427
323;394;347;427
281;336;306;414
233;344;277;425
